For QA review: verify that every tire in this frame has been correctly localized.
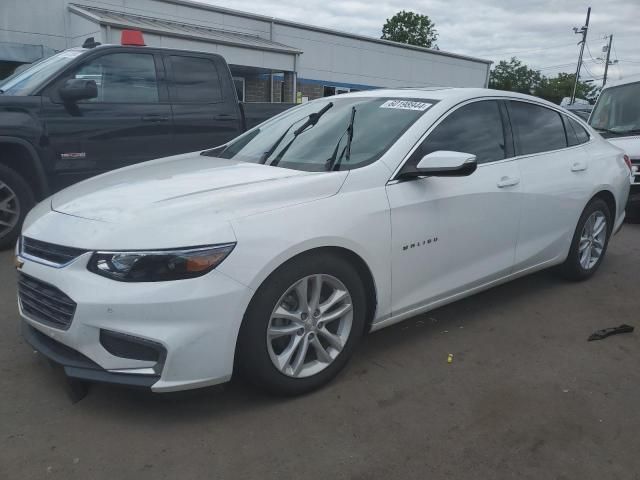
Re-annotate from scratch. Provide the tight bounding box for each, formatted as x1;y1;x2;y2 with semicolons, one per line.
0;164;35;250
559;198;612;281
237;252;366;395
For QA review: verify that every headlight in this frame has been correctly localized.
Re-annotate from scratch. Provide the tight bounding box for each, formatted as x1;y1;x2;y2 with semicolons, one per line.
87;243;235;282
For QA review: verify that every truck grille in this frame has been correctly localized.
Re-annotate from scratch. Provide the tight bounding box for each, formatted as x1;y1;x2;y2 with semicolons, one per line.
21;237;88;267
18;273;77;330
631;158;640;185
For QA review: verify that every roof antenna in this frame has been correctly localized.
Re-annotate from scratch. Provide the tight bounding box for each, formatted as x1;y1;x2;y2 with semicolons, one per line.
82;37;101;49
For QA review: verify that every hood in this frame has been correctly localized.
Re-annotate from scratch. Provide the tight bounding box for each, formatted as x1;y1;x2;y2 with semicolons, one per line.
606;136;640;159
51;152;347;225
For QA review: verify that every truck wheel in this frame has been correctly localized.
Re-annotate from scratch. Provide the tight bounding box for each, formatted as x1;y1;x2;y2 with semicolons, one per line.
0;164;35;250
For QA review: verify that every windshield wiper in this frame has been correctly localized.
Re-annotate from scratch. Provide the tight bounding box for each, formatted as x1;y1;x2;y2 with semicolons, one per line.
594;127;640;136
260;102;333;165
325;106;356;172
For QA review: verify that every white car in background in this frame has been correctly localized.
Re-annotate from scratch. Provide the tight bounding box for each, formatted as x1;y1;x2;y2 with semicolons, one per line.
589;74;640;219
16;88;631;395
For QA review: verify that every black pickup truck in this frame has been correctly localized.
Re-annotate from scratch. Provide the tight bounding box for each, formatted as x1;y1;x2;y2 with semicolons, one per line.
0;35;293;248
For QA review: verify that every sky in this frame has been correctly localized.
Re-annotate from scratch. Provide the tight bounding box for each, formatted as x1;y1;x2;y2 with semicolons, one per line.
199;0;640;84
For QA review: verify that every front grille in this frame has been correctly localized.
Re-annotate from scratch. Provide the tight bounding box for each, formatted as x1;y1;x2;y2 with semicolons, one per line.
631;158;640;185
21;237;88;267
18;273;77;330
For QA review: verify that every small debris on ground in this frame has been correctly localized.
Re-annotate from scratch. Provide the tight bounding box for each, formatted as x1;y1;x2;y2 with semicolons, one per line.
447;354;454;364
588;324;634;342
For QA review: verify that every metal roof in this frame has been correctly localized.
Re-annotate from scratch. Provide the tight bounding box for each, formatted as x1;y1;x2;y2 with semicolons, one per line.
68;4;302;55
157;0;493;65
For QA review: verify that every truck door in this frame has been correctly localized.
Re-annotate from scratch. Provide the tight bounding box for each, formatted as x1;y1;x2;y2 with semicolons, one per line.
41;51;173;190
165;54;243;153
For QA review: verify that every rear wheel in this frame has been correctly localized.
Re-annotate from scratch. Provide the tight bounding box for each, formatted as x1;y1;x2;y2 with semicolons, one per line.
237;253;366;395
0;164;35;250
559;198;611;281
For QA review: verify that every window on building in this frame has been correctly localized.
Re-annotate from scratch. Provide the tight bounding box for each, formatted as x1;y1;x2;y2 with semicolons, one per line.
73;53;159;103
406;100;506;169
233;76;245;102
509;101;567;155
323;85;351;97
169;55;222;103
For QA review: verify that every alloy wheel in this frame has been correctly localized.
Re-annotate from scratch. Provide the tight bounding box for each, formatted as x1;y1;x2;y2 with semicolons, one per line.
579;210;607;270
0;180;20;240
267;274;353;378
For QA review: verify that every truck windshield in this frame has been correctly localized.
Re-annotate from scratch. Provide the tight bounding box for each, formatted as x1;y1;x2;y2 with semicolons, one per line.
211;97;435;172
589;81;640;137
0;49;85;96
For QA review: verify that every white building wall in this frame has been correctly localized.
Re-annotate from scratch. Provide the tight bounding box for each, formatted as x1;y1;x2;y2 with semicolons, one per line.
0;0;490;88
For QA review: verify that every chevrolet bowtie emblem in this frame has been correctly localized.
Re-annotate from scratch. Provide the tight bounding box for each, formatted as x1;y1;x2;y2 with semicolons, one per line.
14;256;24;270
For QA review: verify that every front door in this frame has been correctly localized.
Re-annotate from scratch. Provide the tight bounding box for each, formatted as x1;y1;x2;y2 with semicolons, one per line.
386;100;522;317
42;51;173;190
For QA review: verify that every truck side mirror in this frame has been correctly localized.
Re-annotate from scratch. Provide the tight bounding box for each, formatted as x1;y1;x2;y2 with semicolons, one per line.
59;79;98;103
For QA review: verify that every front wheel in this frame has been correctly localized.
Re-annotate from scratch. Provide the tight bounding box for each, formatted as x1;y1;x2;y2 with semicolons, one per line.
237;253;366;395
559;198;612;281
0;165;35;250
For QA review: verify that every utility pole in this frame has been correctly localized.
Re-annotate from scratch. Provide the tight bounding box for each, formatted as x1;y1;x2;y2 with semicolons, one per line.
571;6;591;105
602;34;613;87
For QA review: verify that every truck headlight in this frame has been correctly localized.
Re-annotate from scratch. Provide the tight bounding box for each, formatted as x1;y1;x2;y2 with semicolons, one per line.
87;243;235;282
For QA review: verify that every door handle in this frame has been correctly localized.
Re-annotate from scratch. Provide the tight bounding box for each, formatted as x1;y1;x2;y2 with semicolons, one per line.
497;176;520;188
141;115;170;122
571;161;588;172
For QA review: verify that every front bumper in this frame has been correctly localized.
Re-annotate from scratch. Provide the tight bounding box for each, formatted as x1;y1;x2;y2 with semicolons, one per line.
22;321;160;388
18;251;253;392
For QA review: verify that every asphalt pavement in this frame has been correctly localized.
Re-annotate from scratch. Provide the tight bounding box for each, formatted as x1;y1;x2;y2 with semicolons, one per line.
1;225;639;480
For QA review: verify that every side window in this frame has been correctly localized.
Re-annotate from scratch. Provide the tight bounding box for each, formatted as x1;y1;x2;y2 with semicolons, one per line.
406;100;506;169
568;117;590;144
169;56;222;103
73;53;159;103
563;116;580;147
509;101;567;155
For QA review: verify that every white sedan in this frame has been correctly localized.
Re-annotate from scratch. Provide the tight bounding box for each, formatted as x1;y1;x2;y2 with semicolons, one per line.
17;88;631;395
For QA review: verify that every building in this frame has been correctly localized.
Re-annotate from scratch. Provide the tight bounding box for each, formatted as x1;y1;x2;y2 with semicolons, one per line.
0;0;492;102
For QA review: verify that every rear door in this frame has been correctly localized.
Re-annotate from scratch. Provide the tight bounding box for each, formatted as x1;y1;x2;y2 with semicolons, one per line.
42;50;173;189
165;54;243;153
386;99;522;316
507;100;593;271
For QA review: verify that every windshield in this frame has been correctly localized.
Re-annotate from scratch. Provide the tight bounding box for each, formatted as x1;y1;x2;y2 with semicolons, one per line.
589;81;640;137
211;97;435;172
0;49;85;96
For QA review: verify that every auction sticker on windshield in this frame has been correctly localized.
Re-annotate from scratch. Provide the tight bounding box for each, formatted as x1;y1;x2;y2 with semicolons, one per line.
380;100;433;111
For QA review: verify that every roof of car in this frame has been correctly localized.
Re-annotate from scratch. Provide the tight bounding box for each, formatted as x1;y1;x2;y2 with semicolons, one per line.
343;87;563;108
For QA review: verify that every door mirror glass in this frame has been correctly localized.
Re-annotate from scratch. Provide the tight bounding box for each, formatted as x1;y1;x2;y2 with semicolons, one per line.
413;150;477;177
59;78;98;102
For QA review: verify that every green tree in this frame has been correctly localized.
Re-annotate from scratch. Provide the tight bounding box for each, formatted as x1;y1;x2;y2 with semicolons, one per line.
381;10;438;49
534;72;597;104
488;57;541;94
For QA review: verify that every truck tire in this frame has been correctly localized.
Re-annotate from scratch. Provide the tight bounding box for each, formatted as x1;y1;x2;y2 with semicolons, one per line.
0;164;35;250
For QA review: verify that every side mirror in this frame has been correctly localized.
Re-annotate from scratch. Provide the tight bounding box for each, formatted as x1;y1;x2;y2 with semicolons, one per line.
403;150;477;178
59;78;97;103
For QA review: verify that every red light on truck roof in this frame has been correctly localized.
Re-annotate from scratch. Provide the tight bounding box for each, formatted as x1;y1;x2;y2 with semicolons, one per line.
121;30;146;46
